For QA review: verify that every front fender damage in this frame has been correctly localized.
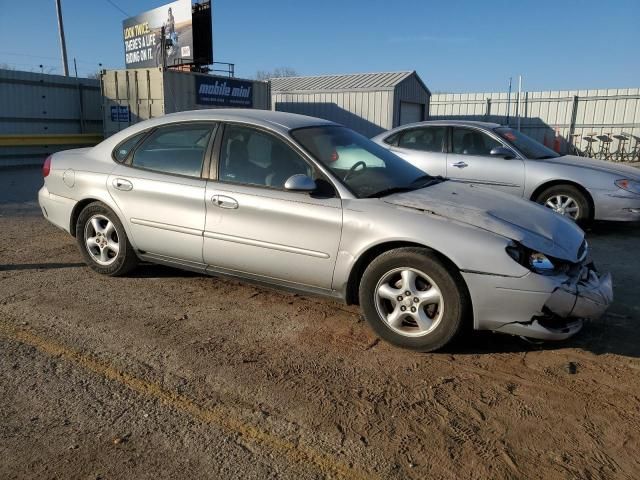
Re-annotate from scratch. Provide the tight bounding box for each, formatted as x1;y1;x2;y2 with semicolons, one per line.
493;266;613;341
545;268;613;320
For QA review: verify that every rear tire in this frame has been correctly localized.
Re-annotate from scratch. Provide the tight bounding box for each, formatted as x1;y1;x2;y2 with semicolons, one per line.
535;184;591;224
359;248;469;352
75;202;138;276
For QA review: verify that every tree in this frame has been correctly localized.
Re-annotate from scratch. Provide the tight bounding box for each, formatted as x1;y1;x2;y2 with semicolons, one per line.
255;67;297;80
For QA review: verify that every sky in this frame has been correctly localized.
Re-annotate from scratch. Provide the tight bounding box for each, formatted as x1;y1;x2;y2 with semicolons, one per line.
0;0;638;92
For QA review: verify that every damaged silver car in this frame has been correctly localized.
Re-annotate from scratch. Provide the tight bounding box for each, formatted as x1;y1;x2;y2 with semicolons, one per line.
38;110;613;351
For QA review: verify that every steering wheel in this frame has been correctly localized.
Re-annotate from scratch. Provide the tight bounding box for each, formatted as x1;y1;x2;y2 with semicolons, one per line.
343;161;367;182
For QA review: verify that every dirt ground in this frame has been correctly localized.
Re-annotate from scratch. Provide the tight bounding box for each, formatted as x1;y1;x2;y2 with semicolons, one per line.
1;166;639;479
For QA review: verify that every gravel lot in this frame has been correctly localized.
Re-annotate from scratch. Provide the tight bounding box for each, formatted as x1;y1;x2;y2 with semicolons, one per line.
1;166;639;479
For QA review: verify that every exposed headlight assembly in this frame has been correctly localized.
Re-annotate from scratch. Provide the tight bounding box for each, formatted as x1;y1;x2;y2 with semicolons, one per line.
506;243;567;275
615;179;640;195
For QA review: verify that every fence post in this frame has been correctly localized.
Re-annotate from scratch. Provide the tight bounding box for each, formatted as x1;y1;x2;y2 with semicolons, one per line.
485;98;491;121
568;95;579;143
77;83;85;133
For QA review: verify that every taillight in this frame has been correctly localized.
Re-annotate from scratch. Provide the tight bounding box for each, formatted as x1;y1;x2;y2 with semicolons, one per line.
43;155;52;177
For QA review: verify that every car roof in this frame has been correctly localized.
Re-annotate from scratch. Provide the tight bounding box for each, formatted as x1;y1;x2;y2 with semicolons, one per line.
95;109;338;157
162;108;337;131
376;120;503;138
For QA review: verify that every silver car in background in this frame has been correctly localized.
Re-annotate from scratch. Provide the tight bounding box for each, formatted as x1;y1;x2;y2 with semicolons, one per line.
39;110;612;352
372;120;640;223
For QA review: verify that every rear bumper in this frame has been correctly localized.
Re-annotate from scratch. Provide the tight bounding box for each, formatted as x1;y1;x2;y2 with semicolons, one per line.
463;265;613;340
38;185;75;233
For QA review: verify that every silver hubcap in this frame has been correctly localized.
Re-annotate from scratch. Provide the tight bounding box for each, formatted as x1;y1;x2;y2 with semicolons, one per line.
545;195;580;219
84;214;120;266
374;268;444;337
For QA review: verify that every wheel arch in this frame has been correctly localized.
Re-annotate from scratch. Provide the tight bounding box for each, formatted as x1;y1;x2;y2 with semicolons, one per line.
69;197;131;243
344;241;469;307
530;180;595;220
69;198;102;237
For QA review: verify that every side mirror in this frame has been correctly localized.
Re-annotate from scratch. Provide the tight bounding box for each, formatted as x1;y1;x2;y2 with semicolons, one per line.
490;146;517;159
284;174;317;192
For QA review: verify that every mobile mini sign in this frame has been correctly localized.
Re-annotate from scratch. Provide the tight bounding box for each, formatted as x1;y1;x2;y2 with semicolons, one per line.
195;76;253;107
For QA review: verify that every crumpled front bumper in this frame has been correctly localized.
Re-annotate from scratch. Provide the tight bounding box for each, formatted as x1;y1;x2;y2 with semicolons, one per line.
464;264;614;341
545;268;613;320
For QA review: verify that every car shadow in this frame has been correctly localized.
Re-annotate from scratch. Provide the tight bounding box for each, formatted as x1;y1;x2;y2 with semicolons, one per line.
441;316;640;359
0;262;86;272
584;221;640;235
128;263;206;279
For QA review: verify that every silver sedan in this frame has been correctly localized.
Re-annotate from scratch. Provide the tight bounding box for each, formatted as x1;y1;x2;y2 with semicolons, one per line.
372;120;640;223
39;110;612;351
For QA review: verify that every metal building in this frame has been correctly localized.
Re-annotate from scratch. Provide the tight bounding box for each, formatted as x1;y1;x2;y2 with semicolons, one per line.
270;71;430;137
0;69;102;166
101;68;271;137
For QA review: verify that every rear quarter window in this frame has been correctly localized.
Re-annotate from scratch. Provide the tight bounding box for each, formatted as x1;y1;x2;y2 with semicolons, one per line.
112;132;147;163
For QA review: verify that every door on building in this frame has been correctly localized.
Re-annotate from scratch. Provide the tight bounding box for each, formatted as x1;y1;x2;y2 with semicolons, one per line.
399;102;425;125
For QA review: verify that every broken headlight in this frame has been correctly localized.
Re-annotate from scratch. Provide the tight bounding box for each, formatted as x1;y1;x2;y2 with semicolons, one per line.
506;243;567;275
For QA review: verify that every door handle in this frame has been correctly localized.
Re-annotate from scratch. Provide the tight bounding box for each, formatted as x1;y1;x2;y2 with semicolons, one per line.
211;195;238;209
112;178;133;191
452;161;468;169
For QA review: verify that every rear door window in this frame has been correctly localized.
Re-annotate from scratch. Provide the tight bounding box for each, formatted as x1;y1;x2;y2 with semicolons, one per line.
131;123;214;177
397;127;446;152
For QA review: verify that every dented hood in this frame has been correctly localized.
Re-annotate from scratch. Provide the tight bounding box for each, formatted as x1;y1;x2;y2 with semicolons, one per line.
383;181;585;262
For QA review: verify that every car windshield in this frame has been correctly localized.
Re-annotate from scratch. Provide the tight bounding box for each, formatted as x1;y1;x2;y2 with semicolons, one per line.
291;126;442;198
494;127;560;159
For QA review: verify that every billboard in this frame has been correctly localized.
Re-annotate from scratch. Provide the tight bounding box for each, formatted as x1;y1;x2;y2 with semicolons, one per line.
196;76;253;107
123;0;196;69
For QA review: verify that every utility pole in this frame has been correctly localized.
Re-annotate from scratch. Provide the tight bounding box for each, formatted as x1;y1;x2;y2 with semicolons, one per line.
517;75;522;132
506;77;512;126
55;0;69;76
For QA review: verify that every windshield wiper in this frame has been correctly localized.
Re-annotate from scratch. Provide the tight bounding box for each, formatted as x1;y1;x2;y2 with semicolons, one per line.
367;176;446;198
535;155;559;160
366;186;414;198
410;175;446;188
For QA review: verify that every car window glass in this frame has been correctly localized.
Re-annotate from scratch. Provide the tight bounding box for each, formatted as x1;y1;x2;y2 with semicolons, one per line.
452;127;502;156
219;125;312;189
494;127;558;159
291;126;433;198
131;124;213;177
398;127;445;152
383;132;400;146
113;132;146;162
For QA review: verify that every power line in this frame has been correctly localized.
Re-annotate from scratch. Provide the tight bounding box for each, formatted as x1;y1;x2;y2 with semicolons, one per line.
103;0;130;17
0;51;103;66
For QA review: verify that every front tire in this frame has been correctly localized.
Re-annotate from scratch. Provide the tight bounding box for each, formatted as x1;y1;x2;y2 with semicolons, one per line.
75;202;138;276
359;248;469;352
535;184;591;223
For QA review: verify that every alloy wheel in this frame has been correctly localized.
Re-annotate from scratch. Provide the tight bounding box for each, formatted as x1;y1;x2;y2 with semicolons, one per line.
544;194;580;220
374;267;444;337
84;214;120;266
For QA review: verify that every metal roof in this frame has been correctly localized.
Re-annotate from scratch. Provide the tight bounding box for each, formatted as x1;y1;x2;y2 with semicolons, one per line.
270;71;420;92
